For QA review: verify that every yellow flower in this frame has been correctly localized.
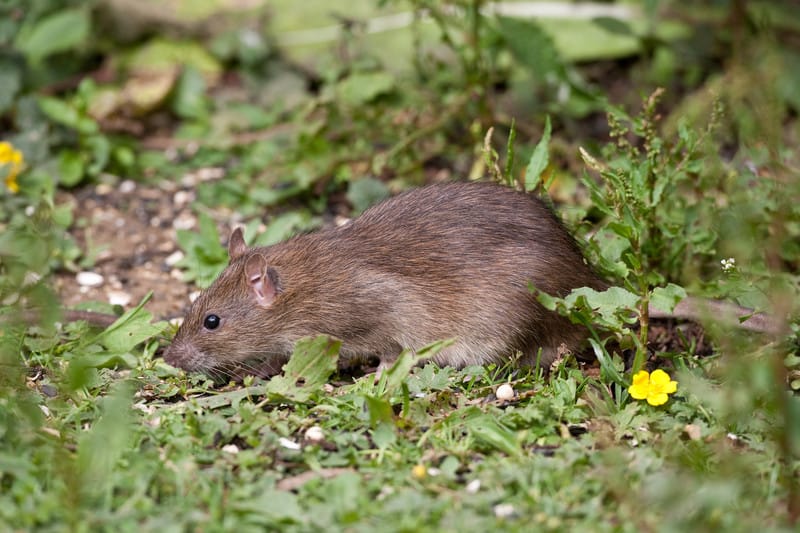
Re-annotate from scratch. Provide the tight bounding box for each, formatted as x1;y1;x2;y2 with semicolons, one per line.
628;369;678;406
411;464;427;480
0;141;25;193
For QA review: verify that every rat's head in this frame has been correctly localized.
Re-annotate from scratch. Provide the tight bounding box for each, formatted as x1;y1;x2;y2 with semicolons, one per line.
164;228;293;380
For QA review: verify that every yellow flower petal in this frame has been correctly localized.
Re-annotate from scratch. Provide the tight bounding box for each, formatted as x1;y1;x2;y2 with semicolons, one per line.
629;383;649;400
647;392;669;406
628;370;650;399
0;142;24;193
5;174;19;193
649;369;670;385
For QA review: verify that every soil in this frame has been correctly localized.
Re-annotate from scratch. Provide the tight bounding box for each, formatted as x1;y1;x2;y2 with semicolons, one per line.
55;179;200;321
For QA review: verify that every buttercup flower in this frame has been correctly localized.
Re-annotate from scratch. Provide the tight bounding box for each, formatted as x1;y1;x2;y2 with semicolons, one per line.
628;369;678;406
0;141;24;193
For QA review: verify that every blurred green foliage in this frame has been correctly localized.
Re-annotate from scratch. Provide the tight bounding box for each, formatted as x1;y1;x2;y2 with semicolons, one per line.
0;0;798;530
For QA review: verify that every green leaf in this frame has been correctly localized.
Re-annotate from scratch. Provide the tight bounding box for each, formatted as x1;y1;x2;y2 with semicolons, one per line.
172;67;209;120
76;380;135;498
376;340;452;398
14;8;90;63
253;210;318;247
346;178;391;215
38;97;98;134
462;407;521;457
524;116;552;192
650;283;687;314
592;17;635;37
59;150;85;187
265;335;341;402
175;213;229;287
336;72;395;106
96;294;168;354
0;58;21;113
495;16;562;79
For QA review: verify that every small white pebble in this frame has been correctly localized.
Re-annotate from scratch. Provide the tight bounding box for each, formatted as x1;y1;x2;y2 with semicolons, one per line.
23;271;41;287
188;290;201;303
278;437;301;450
496;383;515;401
304;426;324;442
465;479;481;493
107;290;132;307
493;503;515;518
173;213;197;230
95;183;113;195
196;167;225;181
165;250;185;266
169;317;184;328
25;205;35;216
222;444;239;454
334;215;352;227
39;405;52;417
150;217;162;228
76;271;104;287
427;467;441;477
119;180;136;193
170;268;185;281
173;190;194;207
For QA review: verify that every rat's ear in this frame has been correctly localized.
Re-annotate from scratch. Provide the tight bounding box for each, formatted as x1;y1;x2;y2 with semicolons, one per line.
244;254;280;308
228;227;247;260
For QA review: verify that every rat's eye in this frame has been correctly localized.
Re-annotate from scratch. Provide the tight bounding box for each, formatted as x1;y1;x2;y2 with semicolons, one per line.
203;314;221;330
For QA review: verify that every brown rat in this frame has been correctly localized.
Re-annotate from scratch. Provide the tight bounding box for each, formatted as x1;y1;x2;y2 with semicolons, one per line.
164;182;607;379
164;181;783;380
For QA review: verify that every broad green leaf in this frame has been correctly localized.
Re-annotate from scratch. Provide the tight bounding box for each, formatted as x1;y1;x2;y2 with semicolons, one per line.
97;295;168;354
58;150;85;187
336;72;395;106
524;116;552;192
265;335;340;402
0;58;21;112
650;283;687;314
495;16;562;79
172;67;209;120
15;8;90;63
591;17;635;36
462;407;521;457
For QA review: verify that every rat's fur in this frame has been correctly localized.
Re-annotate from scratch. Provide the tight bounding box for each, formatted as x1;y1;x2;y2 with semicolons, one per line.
165;182;606;379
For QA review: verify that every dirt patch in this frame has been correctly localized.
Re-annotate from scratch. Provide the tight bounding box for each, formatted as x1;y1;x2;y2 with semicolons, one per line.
54;179;202;321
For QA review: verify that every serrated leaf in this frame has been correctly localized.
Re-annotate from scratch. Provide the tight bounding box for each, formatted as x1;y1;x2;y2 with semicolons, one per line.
265;335;340;402
524;116;552;192
15;8;90;63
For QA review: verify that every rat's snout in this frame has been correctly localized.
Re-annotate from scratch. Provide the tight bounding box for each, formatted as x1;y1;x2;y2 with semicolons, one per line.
163;338;205;372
